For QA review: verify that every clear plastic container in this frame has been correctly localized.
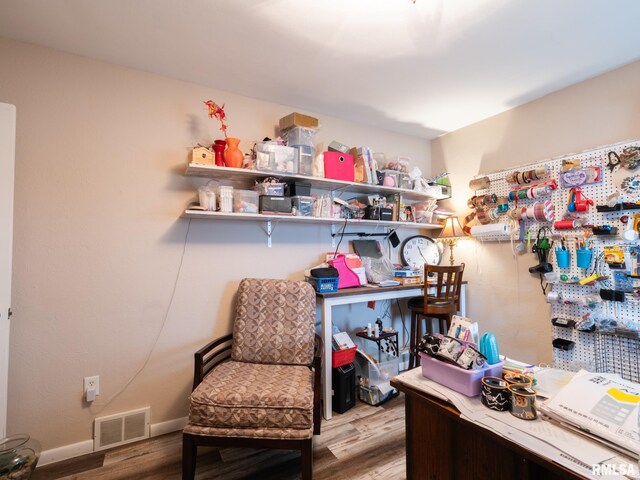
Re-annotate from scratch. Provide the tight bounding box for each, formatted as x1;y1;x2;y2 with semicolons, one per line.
283;126;316;148
296;146;315;176
254;182;286;197
398;172;413;190
366;358;399;386
255;142;297;174
291;195;314;216
218;186;234;213
381;170;399;188
198;186;216;211
233;190;258;213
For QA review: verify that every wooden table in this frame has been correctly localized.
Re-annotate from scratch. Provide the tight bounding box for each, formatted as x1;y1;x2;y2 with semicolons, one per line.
391;376;588;480
316;283;467;419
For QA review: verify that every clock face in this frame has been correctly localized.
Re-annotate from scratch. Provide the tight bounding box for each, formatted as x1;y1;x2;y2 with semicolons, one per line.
401;235;441;270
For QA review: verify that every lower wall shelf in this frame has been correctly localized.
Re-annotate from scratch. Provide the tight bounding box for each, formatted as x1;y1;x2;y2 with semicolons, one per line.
181;209;442;230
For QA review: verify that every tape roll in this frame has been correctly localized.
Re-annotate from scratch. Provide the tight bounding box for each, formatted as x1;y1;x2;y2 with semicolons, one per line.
546;291;562;303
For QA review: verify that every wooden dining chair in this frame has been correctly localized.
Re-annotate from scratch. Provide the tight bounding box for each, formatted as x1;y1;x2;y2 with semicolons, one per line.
407;263;465;369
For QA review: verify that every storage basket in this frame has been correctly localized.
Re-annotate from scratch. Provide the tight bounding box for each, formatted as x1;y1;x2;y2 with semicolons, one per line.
306;276;339;293
332;346;356;368
419;352;503;397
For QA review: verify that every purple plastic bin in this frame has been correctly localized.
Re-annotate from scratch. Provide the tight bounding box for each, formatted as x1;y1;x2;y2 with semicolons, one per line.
419;352;504;397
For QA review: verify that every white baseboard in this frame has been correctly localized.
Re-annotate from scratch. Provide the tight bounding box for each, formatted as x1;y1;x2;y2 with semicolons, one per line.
38;416;188;467
39;440;94;467
150;416;187;437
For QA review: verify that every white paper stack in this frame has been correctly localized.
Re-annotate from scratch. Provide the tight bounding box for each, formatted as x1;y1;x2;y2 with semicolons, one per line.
540;370;640;459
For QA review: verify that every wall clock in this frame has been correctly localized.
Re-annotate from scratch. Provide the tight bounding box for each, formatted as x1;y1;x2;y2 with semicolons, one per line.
400;235;442;270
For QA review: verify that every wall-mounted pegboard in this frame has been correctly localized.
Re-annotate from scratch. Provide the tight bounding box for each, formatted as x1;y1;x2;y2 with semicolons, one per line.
469;138;640;381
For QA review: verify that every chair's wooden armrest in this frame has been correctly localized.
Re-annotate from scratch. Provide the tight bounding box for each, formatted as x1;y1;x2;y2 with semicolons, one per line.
312;333;322;396
313;333;323;369
193;333;233;391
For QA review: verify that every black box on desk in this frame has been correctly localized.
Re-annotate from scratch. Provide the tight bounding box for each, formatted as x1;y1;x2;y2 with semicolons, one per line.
332;363;356;414
259;195;292;214
364;206;393;221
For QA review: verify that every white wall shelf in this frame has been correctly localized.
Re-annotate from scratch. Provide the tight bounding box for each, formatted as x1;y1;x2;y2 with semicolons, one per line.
182;209;442;230
185;163;450;201
183;162;446;246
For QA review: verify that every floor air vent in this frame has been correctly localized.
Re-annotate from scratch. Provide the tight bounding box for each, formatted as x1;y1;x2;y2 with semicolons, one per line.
94;407;150;451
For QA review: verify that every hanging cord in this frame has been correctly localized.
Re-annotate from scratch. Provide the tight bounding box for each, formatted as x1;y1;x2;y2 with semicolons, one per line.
90;218;192;414
332;216;349;259
395;298;410;351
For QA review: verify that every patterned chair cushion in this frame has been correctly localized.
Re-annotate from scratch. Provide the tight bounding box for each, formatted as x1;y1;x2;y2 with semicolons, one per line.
183;424;313;440
231;278;316;365
188;361;314;431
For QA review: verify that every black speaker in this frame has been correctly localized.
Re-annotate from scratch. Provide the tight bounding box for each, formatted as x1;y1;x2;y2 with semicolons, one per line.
332;363;356;414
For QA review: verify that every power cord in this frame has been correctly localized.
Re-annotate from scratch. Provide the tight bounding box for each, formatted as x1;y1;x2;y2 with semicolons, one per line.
90;218;192;413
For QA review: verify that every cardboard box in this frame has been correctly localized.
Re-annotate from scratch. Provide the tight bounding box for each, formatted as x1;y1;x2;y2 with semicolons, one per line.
279;112;319;131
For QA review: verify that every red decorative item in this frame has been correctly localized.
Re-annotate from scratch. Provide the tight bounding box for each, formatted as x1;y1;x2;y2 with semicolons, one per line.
213;140;226;167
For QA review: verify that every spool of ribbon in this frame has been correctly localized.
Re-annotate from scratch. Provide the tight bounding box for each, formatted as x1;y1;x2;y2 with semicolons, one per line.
469;176;491;191
476;208;492;225
554;220;578;230
546;291;562;304
506;166;550;185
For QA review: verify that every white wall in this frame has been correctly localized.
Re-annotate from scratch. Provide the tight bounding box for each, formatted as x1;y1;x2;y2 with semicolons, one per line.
431;60;640;365
0;37;430;450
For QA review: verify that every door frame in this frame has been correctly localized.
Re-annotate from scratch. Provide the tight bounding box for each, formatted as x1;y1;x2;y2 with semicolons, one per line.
0;103;16;437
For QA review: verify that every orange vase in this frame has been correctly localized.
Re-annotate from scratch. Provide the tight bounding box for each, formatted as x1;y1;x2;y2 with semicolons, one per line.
224;137;244;168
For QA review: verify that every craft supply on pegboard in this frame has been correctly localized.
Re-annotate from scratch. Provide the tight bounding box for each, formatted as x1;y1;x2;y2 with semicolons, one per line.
468;138;640;374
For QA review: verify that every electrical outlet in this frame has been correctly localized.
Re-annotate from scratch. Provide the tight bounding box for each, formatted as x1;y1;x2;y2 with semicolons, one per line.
84;375;100;399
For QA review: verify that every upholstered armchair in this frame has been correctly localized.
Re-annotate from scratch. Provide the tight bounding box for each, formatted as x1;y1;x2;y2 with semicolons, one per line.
182;278;322;480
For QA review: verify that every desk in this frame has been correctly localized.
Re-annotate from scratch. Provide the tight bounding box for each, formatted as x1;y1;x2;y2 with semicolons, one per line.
317;283;466;419
391;374;587;480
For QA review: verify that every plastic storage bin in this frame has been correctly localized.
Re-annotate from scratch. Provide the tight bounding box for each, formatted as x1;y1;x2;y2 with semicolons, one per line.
233;190;258;213
420;352;503;397
332;346;357;368
398;172;413;190
255;142;298;174
366;358;399;386
381;170;399;188
218;186;234;213
254;182;286;196
306;276;339;293
284;126;316;148
291;195;314;216
296;146;315;176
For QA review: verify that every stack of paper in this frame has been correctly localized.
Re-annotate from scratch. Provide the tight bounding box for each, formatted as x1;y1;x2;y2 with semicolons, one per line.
540;370;640;458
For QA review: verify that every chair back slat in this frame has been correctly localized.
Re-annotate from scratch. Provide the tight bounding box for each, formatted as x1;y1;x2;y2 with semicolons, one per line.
424;264;465;311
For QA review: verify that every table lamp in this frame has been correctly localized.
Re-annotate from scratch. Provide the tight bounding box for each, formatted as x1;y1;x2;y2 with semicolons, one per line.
439;216;465;266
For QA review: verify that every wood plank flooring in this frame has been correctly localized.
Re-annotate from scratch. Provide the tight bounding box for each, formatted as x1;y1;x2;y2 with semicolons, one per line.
33;394;407;480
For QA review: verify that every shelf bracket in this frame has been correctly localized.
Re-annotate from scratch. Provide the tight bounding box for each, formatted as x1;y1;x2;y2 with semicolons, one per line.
266;220;272;248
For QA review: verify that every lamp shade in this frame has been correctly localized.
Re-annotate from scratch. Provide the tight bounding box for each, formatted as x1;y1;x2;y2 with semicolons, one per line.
439;216;465;239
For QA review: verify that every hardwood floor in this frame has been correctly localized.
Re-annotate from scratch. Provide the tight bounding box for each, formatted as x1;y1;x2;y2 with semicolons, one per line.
33;394;406;480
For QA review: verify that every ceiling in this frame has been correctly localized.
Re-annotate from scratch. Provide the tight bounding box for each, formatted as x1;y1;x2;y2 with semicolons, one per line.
1;0;639;139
